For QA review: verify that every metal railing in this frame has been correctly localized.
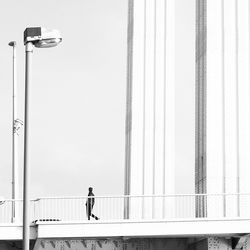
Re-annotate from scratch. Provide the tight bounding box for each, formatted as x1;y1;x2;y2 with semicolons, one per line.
0;193;249;223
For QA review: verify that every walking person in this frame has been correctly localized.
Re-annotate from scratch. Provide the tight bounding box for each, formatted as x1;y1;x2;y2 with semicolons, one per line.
85;187;99;220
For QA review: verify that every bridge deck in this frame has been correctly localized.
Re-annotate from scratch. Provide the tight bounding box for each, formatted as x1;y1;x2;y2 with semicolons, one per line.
35;218;250;239
0;224;36;240
1;217;249;241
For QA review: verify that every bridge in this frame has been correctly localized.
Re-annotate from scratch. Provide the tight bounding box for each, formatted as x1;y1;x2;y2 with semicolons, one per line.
0;194;250;249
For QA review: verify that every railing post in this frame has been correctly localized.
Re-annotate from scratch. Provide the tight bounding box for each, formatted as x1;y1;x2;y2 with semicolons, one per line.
223;193;226;217
123;196;129;220
237;193;240;217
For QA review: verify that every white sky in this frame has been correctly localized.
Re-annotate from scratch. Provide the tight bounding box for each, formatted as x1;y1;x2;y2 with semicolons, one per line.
0;0;128;198
0;0;195;199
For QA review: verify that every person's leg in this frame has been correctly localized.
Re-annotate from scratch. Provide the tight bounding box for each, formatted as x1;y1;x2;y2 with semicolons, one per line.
87;205;91;220
91;213;99;220
90;205;99;220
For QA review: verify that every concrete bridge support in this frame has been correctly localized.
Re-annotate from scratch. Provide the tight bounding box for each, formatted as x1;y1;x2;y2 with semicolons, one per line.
33;238;188;250
189;236;250;250
32;237;250;250
189;237;231;250
1;237;250;250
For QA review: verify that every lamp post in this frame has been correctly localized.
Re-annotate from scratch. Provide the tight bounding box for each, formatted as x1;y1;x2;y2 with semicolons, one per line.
8;41;18;223
9;41;23;223
23;27;62;250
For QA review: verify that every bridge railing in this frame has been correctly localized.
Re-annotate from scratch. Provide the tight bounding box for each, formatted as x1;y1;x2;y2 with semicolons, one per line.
0;193;249;223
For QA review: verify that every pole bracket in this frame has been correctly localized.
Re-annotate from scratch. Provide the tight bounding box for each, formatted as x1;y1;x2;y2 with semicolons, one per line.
14;119;23;135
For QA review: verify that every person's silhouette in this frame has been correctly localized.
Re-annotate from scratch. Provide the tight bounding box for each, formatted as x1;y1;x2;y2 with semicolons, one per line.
85;187;99;220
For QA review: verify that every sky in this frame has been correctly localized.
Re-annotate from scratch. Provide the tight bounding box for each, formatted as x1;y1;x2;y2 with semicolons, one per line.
0;0;195;199
0;0;128;198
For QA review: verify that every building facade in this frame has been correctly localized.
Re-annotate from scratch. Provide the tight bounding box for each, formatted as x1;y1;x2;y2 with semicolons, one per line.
196;0;250;218
125;0;176;219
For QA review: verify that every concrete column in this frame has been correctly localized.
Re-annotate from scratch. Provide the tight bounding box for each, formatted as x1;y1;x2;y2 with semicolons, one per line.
196;0;250;218
125;0;176;220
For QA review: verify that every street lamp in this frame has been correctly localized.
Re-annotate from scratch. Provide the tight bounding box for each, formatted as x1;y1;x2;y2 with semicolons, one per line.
23;27;62;250
9;41;23;223
8;41;18;223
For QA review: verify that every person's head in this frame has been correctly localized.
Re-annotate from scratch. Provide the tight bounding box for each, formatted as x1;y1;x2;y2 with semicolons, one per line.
88;187;93;192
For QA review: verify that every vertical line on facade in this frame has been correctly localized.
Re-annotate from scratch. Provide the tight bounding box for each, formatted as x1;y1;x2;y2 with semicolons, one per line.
142;0;147;218
202;0;207;216
124;0;134;219
162;0;167;218
201;0;204;194
152;0;157;219
248;0;250;184
195;0;199;194
195;0;199;196
195;0;201;216
195;0;207;217
199;0;202;196
235;0;240;216
197;0;201;190
221;0;226;217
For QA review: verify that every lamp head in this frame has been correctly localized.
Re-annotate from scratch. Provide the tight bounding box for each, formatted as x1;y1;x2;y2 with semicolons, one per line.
24;27;62;48
8;41;16;47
